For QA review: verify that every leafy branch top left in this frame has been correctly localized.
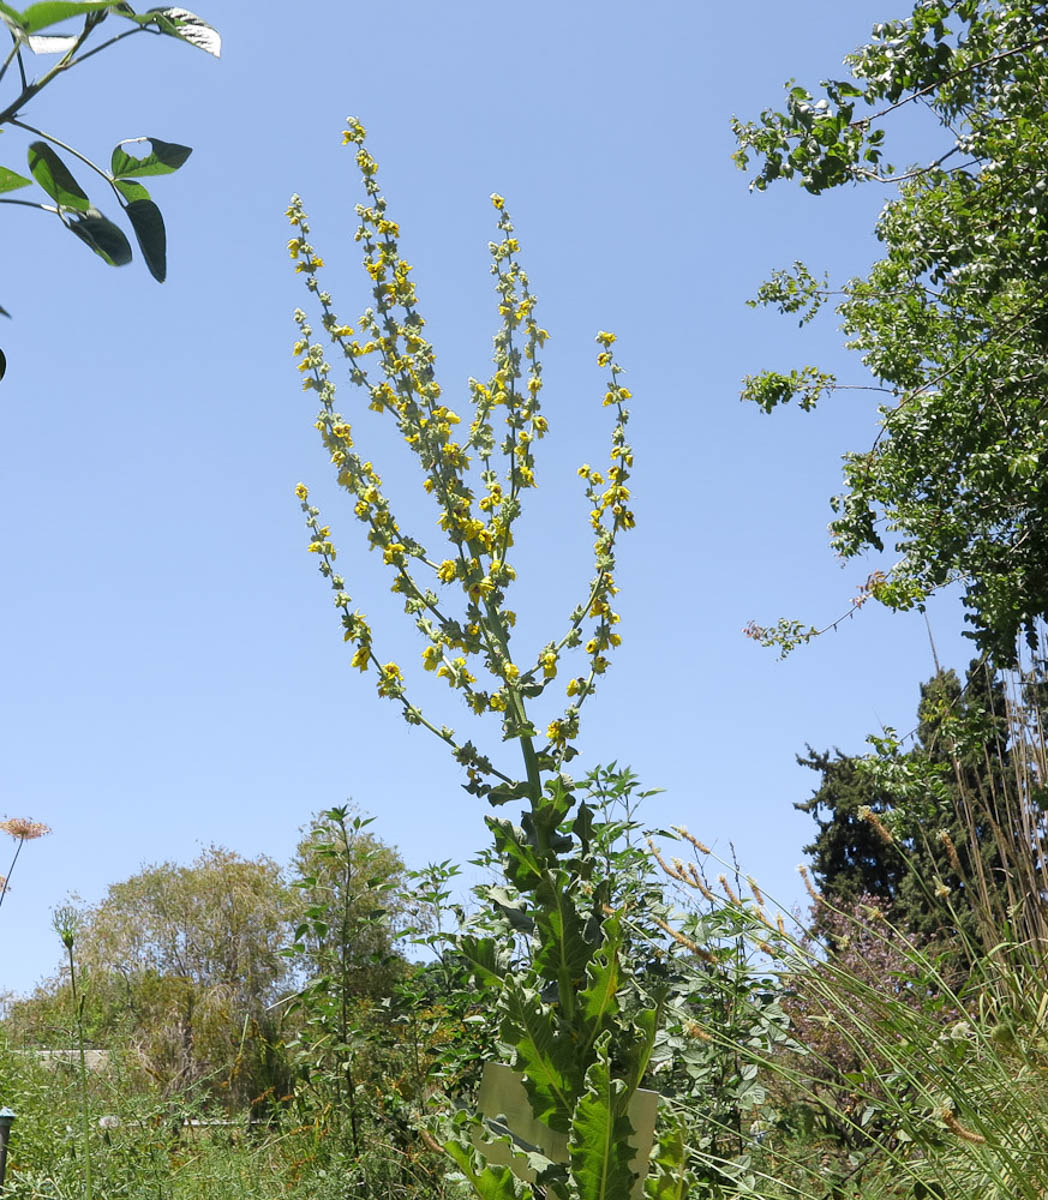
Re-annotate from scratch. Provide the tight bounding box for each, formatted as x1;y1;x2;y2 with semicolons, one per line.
0;3;220;313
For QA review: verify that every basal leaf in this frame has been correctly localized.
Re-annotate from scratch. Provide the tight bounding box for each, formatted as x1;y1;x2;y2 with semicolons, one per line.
569;1035;636;1200
125;197;166;280
0;166;32;193
110;137;191;178
442;1140;524;1200
576;913;623;1053
501;981;578;1133
144;6;220;55
67;209;133;266
27;141;90;210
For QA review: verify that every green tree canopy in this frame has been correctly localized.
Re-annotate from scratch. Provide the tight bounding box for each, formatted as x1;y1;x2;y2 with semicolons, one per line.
735;0;1048;661
798;659;1045;957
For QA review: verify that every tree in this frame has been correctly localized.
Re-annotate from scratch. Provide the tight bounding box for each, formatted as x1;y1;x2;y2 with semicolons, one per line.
0;3;220;313
798;659;1047;957
10;846;295;1104
734;0;1048;662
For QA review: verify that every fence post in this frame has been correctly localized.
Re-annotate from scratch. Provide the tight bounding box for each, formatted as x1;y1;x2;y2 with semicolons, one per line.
0;1107;16;1192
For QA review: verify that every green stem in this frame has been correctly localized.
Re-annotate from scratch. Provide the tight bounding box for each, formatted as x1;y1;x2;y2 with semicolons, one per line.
67;943;93;1200
10;117;120;199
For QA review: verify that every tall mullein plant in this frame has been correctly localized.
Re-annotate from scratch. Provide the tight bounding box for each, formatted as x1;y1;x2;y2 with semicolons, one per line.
287;120;664;1199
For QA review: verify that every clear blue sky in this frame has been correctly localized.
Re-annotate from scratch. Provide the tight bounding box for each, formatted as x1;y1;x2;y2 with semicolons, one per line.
1;0;972;996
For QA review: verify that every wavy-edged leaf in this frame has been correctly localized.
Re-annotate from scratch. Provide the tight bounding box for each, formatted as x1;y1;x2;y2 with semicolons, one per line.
501;981;578;1133
145;7;219;55
125;197;165;280
67;209;133;266
27;142;90;210
576;913;623;1054
21;2;117;32
443;1139;524;1200
0;166;32;193
488;817;543;893
621;1007;657;1098
533;868;592;990
569;1034;636;1200
458;934;507;988
644;1121;691;1200
110;137;191;178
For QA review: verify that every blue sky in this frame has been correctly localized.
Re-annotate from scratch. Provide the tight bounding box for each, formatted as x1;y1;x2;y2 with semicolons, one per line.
0;0;973;996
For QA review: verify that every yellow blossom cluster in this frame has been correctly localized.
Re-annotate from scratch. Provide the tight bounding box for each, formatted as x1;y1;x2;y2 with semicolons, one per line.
287;121;638;799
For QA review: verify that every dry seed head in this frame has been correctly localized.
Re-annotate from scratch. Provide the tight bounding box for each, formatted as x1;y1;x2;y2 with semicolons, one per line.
747;875;765;906
798;864;824;905
686;862;717;902
858;806;894;845
651;914;715;963
718;874;741;905
0;817;51;841
937;829;964;877
673;825;711;855
647;838;683;882
939;1110;986;1145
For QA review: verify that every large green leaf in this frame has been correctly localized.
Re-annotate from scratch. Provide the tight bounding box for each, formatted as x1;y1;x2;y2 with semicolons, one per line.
442;1140;524;1200
576;913;622;1054
458;935;507;989
21;2;118;31
125;197;165;280
533;868;592;993
501;981;578;1133
67;209;133;266
0;166;32;193
110;137;191;179
144;6;220;56
27;142;90;210
568;1035;636;1200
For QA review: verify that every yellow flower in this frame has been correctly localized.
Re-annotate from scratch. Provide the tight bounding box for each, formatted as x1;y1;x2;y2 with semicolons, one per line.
422;645;441;671
540;650;558;679
490;193;505;210
503;662;520;683
437;560;457;583
294;483;309;500
351;645;370;671
595;331;617;347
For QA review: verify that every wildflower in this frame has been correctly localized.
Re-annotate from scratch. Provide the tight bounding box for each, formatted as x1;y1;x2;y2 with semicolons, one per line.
490;193;505;210
294;483;309;501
